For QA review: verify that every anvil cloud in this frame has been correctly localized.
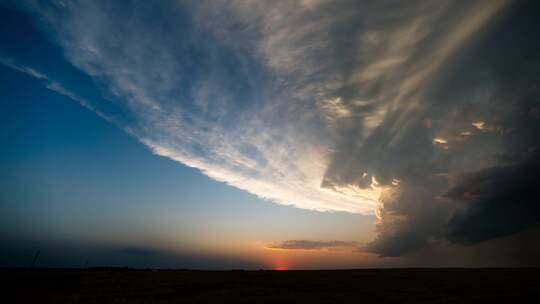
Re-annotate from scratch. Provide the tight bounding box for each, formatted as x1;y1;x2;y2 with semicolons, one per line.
5;0;540;260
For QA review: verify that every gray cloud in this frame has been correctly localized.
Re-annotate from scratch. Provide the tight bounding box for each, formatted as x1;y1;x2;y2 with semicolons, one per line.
445;152;540;245
365;0;540;257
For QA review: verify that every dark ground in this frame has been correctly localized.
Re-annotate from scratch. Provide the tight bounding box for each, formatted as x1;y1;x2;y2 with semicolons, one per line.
1;268;539;303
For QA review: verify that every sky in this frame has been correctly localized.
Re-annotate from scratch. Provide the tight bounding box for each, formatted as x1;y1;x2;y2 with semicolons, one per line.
1;0;539;269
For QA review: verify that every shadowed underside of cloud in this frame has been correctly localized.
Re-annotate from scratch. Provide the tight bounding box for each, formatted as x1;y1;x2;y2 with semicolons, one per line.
445;153;540;245
4;0;540;261
267;240;358;251
365;0;540;256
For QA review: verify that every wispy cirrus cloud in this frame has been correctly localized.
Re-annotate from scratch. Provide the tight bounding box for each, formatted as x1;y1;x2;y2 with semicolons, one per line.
0;56;112;122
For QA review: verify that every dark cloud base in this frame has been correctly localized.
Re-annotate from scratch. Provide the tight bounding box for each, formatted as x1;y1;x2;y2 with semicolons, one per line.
364;1;540;261
445;153;540;245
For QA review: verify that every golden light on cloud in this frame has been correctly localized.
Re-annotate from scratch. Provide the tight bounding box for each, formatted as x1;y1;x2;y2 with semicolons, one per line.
319;97;352;119
472;121;485;130
265;240;360;252
433;138;448;144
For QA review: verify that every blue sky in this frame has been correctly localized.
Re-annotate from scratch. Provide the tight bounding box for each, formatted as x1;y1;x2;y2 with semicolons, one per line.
2;1;540;268
0;4;376;269
0;55;374;268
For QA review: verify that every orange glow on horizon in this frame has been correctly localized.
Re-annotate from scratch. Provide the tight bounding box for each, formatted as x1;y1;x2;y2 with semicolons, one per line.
270;257;290;270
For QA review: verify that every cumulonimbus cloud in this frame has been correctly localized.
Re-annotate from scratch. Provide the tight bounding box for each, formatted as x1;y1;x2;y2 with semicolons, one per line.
7;0;540;260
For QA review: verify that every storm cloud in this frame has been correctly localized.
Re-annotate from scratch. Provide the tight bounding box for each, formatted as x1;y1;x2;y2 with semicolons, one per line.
3;0;540;262
365;0;540;256
445;153;540;245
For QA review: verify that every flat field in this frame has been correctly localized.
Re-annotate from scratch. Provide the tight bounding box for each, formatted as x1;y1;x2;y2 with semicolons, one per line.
2;268;538;303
